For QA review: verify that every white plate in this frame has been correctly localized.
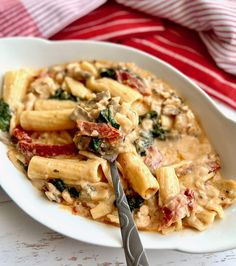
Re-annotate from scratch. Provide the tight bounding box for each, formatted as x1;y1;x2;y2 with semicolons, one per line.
0;38;236;253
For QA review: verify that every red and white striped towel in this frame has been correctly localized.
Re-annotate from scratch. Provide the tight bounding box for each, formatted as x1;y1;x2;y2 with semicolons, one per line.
0;0;106;37
117;0;236;76
0;0;236;109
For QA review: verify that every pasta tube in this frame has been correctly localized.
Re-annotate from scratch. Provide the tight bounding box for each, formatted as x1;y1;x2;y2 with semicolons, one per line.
28;156;103;183
34;99;77;110
118;152;159;199
80;61;98;76
86;77;142;103
90;195;115;219
185;209;216;231
90;201;113;219
20;109;75;131
79;151;112;185
3;69;34;109
65;77;93;99
156;166;180;206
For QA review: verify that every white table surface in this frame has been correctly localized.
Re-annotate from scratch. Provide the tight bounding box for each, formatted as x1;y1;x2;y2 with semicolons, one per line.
0;100;235;266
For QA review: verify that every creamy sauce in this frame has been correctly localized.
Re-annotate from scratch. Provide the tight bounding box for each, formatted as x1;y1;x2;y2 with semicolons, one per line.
3;60;236;234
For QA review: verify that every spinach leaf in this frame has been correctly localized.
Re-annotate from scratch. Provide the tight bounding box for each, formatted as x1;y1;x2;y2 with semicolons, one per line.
151;122;166;140
68;187;80;198
139;110;166;141
126;195;144;212
50;179;65;192
97;107;120;129
100;68;117;79
107;108;120;129
89;138;102;152
0;99;12;132
139;110;158;123
50;88;77;101
134;131;153;156
49;178;80;198
97;109;109;123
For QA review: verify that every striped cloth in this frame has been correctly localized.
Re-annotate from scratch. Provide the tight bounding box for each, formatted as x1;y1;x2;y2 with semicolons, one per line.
0;0;106;37
117;0;236;77
0;0;236;109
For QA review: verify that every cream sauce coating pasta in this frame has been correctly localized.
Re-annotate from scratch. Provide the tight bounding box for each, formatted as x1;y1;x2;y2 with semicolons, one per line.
1;60;236;234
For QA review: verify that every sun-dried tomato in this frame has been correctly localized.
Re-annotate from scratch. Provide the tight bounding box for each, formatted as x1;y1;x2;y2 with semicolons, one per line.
12;126;77;158
77;121;122;139
116;69;151;95
12;126;32;142
162;207;174;223
17;141;77;158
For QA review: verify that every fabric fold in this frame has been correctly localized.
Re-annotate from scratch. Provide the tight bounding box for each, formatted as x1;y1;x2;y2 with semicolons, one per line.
116;0;236;76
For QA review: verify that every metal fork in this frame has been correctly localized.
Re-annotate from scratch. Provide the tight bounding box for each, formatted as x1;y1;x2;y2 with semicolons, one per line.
109;160;149;266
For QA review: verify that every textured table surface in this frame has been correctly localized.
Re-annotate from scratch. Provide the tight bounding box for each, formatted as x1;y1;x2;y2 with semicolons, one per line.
0;100;236;266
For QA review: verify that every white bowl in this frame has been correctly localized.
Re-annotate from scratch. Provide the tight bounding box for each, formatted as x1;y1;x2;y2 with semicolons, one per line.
0;38;236;253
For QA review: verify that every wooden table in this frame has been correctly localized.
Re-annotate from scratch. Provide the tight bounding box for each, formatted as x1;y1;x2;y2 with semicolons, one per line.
1;101;236;266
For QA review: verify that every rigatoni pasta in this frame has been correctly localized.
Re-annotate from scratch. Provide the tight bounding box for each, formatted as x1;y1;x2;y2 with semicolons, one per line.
3;69;34;109
86;76;142;103
65;77;93;99
118;152;159;199
20;109;75;131
28;156;103;182
34;99;77;110
1;59;236;235
156;166;180;206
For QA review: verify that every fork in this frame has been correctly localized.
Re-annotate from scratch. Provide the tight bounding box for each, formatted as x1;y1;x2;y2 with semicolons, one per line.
109;160;149;266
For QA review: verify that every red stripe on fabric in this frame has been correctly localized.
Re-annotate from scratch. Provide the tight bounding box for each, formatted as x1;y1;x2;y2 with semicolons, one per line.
116;0;236;77
180;16;236;30
0;1;29;26
62;12;142;34
61;12;163;36
57;2;164;34
51;2;164;40
71;18;154;35
160;26;236;80
123;39;235;109
0;0;45;32
2;2;49;36
208;32;236;52
153;1;207;19
122;38;236;108
146;36;236;95
37;0;91;36
52;25;163;41
0;0;42;36
154;35;202;56
92;26;164;41
63;11;129;32
193;80;236;108
74;21;162;38
137;1;181;18
161;21;213;58
204;32;236;55
118;0;236;20
200;34;236;58
175;6;236;23
28;0;82;35
73;2;139;25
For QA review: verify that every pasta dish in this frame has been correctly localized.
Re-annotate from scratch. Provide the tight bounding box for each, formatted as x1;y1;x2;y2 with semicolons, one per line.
1;60;236;234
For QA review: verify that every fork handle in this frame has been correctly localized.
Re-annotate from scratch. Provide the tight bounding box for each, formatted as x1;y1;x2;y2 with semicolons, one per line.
110;161;149;266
